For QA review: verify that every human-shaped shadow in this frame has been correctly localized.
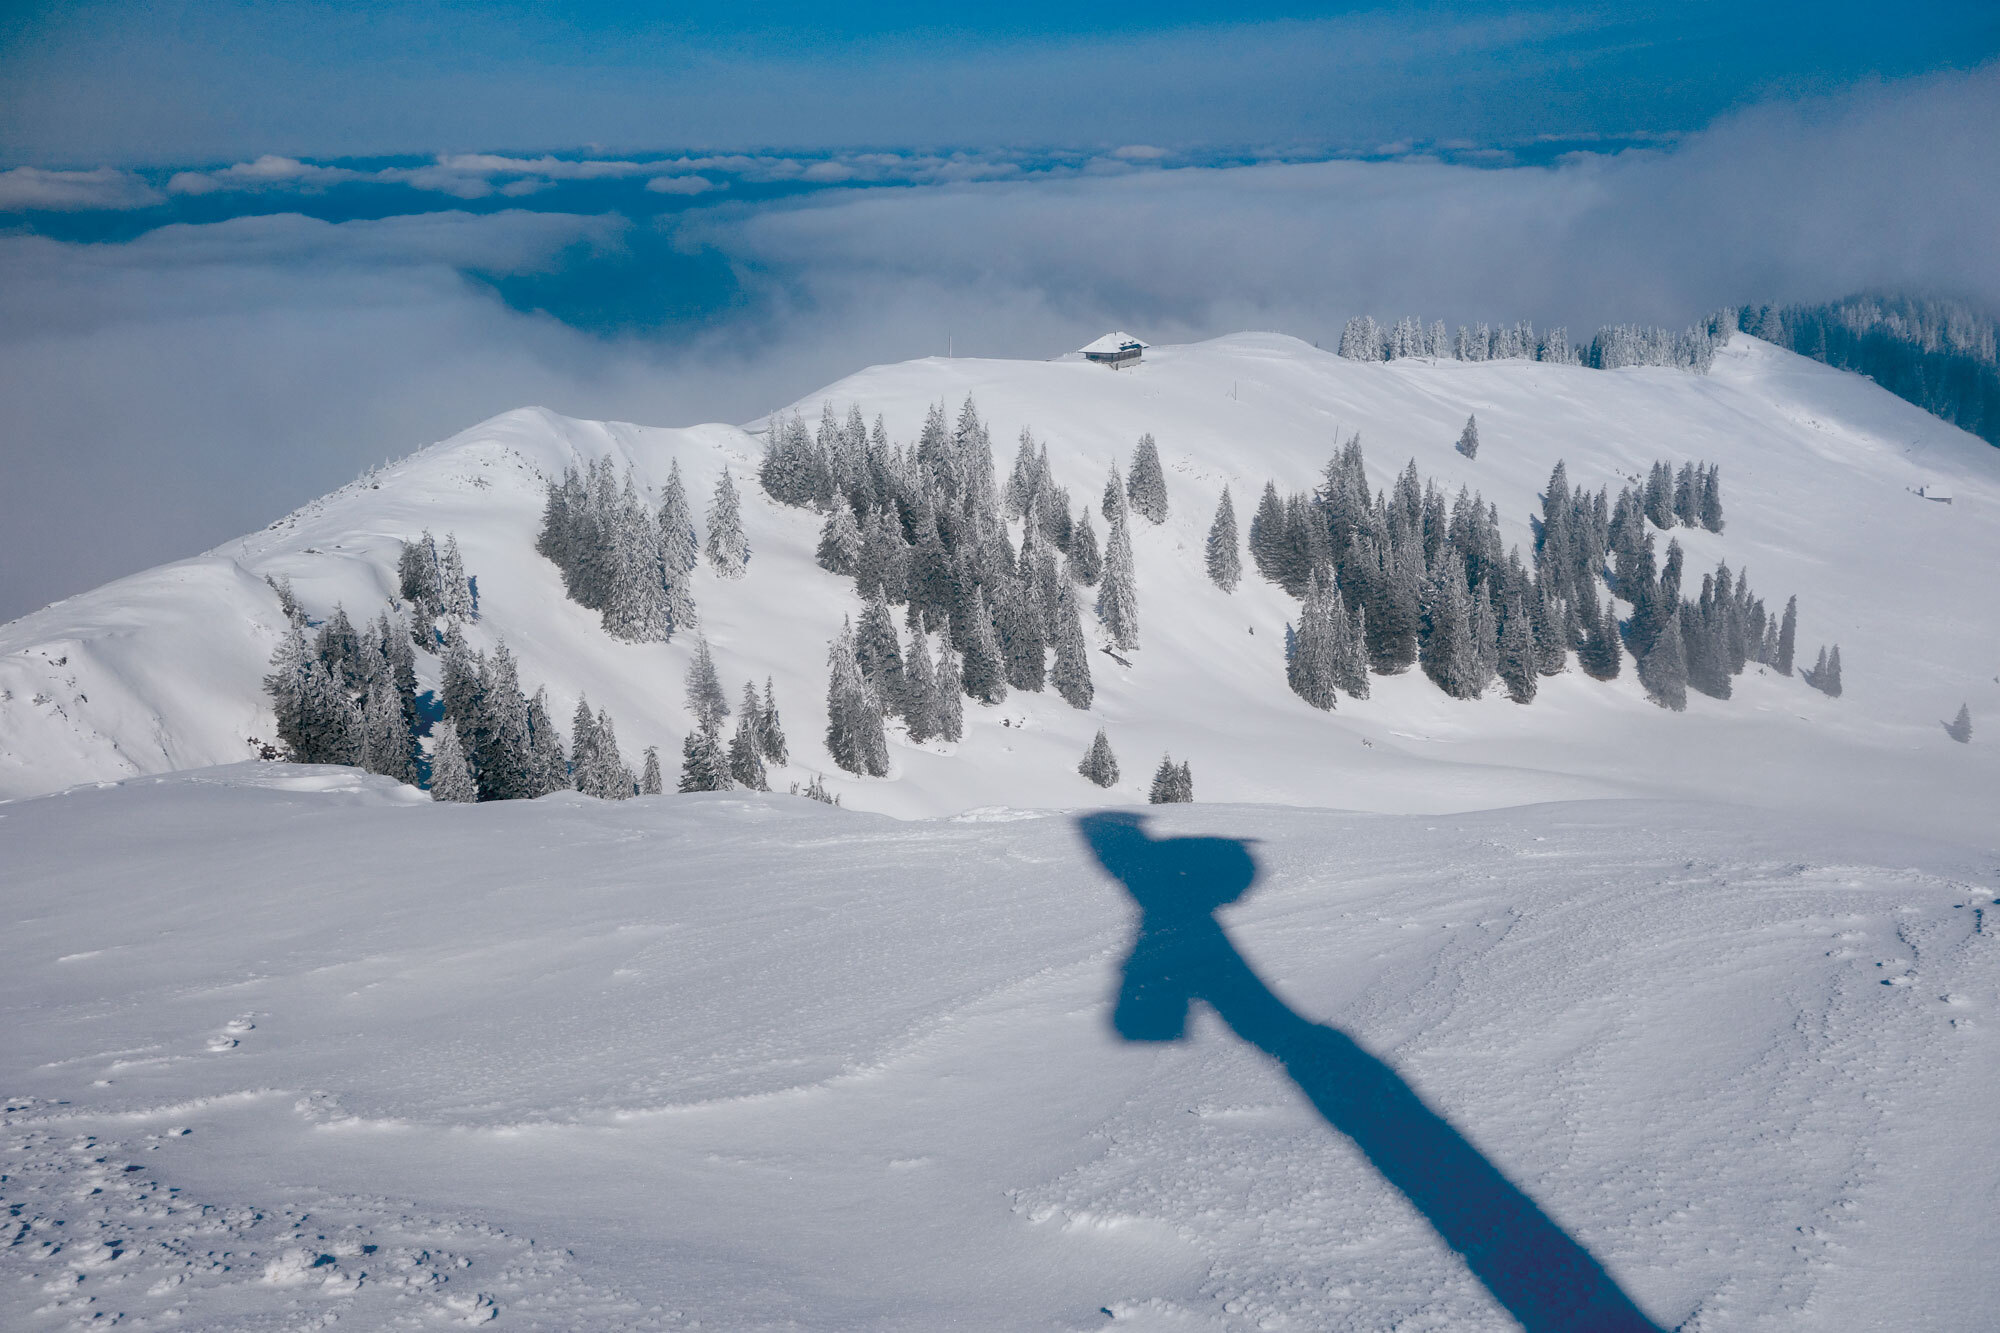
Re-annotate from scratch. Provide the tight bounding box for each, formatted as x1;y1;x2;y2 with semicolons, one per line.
1078;811;1661;1333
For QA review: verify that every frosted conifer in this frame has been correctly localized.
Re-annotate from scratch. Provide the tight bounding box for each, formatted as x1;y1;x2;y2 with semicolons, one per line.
588;709;635;798
1051;579;1095;709
825;619;890;776
705;469;749;578
1096;508;1139;650
902;618;939;741
1776;596;1798;675
526;689;569;796
855;585;907;715
1638;614;1689;711
1101;463;1127;523
1420;556;1481;700
1456;414;1480;460
439;534;475;623
1498;597;1537;703
1069;508;1103;586
728;708;769;790
1079;729;1120;787
658;460;699;631
817;506;863;576
760;677;789;765
933;639;965;742
1205;487;1241;591
1288;570;1340;711
428;721;478;803
955;593;1009;706
679;722;731;792
570;696;601;792
359;680;419;784
686;638;730;732
1946;703;1972;744
1127;434;1169;524
640;746;664;795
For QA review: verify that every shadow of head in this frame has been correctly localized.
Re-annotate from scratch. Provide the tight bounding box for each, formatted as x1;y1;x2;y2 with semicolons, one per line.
1077;811;1258;920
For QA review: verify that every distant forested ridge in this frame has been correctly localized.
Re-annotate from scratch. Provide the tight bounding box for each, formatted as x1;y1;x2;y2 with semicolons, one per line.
1740;294;2000;446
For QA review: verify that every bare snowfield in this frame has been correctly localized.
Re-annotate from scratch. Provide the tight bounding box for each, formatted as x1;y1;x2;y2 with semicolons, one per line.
5;332;2000;1328
4;768;1997;1329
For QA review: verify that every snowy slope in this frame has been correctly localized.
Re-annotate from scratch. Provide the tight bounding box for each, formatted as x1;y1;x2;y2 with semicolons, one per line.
2;333;1996;836
3;768;1996;1329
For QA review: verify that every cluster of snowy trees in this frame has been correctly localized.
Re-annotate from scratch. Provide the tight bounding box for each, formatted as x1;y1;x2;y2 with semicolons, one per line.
1339;316;1578;365
762;398;1173;774
1632;460;1724;533
264;602;424;778
431;631;583;801
1742;294;2000;446
674;638;789;793
396;531;476;638
1148;755;1195;803
535;457;747;643
1338;312;1731;374
1241;436;1814;714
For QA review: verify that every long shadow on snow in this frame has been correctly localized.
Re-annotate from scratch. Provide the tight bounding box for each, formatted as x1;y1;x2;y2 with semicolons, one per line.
1077;811;1660;1333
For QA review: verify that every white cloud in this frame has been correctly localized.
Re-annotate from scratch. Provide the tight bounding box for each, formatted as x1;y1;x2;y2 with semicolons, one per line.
644;175;717;195
0;166;163;211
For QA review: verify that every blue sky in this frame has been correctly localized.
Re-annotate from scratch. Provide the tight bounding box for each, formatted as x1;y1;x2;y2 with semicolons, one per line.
1;3;1997;619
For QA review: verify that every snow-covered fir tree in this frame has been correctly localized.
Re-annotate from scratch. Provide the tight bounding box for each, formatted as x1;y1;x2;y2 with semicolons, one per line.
932;637;965;742
658;460;700;631
1639;614;1689;711
1809;644;1844;698
759;677;789;765
1050;579;1095;709
679;721;731;792
1456;414;1480;460
1288;569;1340;711
1498;596;1537;703
1777;595;1798;675
1148;755;1194;803
686;638;730;733
570;695;601;793
439;534;475;623
825;619;890;777
901;617;940;741
954;592;1009;706
428;720;478;803
727;700;770;791
855;585;907;716
1946;703;1972;744
1096;506;1139;650
816;506;862;576
358;679;419;784
1205;487;1241;592
602;475;668;643
1127;434;1169;524
1420;555;1482;699
397;532;443;631
1069;508;1103;586
704;468;749;578
1078;728;1119;787
585;708;635;799
526;688;569;796
640;746;663;795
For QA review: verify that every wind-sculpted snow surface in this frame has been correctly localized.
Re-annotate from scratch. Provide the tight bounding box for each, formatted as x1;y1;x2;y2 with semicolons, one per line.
1;334;1995;836
4;768;1997;1328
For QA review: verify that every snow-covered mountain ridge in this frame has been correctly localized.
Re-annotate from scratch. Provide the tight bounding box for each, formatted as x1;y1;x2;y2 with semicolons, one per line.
2;332;1995;835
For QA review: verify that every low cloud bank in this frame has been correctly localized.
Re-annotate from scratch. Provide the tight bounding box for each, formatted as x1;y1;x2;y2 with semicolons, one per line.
2;66;1995;621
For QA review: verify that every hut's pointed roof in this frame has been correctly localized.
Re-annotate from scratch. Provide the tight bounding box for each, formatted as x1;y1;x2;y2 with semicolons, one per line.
1080;331;1148;355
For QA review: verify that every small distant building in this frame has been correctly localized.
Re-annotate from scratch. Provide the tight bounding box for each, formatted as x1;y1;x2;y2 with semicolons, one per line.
1080;331;1148;369
1919;483;1953;504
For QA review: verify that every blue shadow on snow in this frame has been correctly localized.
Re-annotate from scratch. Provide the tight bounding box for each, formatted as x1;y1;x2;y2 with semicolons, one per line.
1077;811;1662;1333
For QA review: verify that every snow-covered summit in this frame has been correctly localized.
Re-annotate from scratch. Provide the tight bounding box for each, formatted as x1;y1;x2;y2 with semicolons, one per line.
2;332;1995;835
